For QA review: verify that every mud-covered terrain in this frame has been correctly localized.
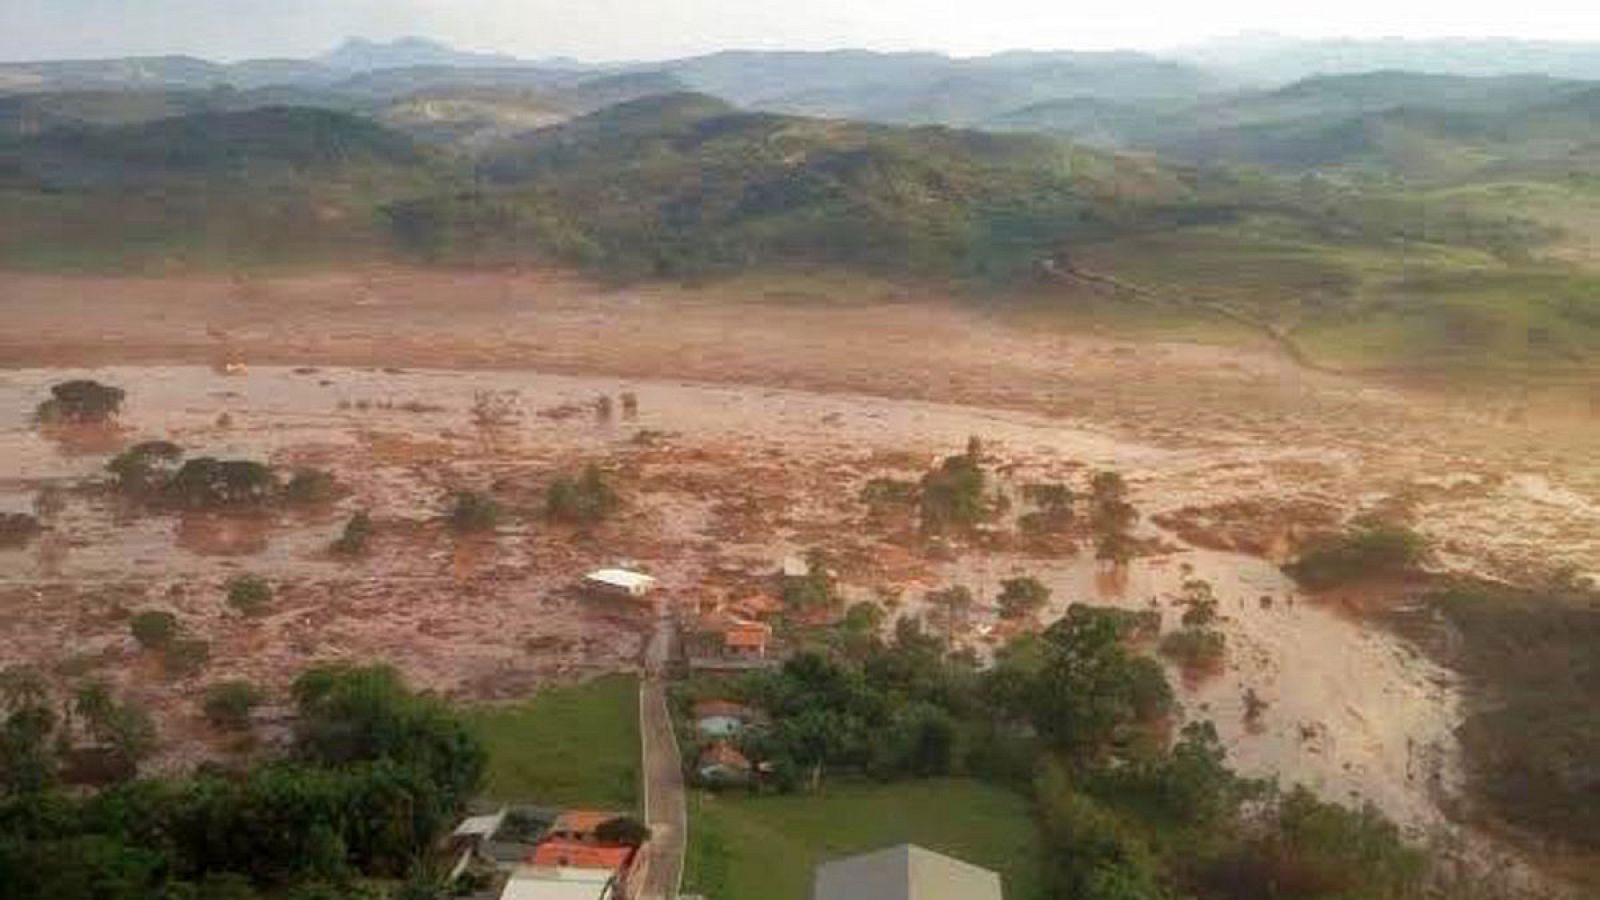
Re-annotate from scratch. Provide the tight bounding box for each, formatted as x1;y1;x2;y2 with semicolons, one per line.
2;268;1598;880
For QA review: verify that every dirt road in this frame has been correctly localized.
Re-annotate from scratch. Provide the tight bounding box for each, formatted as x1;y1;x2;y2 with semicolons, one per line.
637;612;686;900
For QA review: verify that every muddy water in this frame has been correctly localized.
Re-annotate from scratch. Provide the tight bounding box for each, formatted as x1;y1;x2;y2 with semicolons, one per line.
0;364;1531;836
936;549;1460;834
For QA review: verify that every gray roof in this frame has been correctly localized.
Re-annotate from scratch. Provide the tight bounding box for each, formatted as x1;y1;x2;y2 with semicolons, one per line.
813;844;1003;900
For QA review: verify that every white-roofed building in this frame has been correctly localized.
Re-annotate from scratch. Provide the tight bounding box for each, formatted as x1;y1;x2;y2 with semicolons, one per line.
499;865;617;900
583;568;658;599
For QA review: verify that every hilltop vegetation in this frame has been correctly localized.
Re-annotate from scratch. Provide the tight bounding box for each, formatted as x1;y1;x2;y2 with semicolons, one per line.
1;52;1599;373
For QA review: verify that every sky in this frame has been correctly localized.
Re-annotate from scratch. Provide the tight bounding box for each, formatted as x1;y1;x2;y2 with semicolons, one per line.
2;0;1599;62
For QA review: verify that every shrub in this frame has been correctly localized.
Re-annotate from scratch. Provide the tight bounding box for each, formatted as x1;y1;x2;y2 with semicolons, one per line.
449;491;499;532
107;440;184;495
546;464;620;525
204;681;264;730
1159;628;1227;671
166;458;277;509
226;576;273;616
163;638;212;678
0;512;43;548
595;816;652;846
331;511;374;556
35;379;125;424
919;451;986;534
1285;524;1428;589
283;469;338;505
130;611;178;650
997;576;1051;620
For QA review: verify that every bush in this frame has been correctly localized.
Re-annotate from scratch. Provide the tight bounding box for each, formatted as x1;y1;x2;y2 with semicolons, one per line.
331;511;373;556
449;491;499;533
35;380;125;424
546;465;620;525
107;441;184;495
997;576;1051;620
130;611;178;650
283;469;337;505
1158;628;1227;672
166;458;277;509
595;816;652;846
163;638;212;678
0;512;42;548
1285;524;1428;589
204;681;263;730
226;576;273;616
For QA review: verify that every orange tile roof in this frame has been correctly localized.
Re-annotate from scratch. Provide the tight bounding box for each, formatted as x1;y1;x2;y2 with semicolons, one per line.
530;839;633;871
698;740;751;771
692;699;756;721
724;621;772;649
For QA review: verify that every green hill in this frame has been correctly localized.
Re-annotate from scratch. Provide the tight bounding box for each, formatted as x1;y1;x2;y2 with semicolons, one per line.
400;92;1197;277
0;106;448;269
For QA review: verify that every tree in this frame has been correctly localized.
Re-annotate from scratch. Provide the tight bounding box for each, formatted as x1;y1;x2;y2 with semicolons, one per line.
1178;579;1219;628
204;681;263;730
226;576;273;616
448;491;499;533
997;576;1051;620
166;459;277;509
595;816;652;846
1285;524;1429;589
919;451;987;534
0;513;41;549
130;611;178;650
0;666;57;796
107;441;184;495
926;585;975;643
1020;605;1173;764
331;511;373;556
283;469;337;505
546;465;620;525
36;380;125;424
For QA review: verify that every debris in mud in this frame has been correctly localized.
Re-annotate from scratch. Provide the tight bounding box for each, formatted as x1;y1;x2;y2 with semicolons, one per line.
1153;497;1341;559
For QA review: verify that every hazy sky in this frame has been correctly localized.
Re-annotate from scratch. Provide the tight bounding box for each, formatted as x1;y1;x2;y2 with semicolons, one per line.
3;0;1598;62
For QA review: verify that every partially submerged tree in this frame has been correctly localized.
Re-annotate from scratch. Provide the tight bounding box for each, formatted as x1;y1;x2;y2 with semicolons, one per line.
107;440;184;496
130;611;179;650
226;575;273;616
546;464;620;526
167;458;277;509
997;576;1052;621
449;491;500;533
35;379;125;425
331;510;374;556
204;680;264;731
919;449;987;534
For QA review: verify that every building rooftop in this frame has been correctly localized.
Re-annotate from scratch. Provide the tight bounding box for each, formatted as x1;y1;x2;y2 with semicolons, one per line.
530;840;633;871
813;844;1003;900
584;569;657;592
454;809;507;839
499;865;616;900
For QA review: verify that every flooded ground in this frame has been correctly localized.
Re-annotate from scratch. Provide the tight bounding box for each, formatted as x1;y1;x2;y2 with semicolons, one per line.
0;363;1484;834
2;270;1598;884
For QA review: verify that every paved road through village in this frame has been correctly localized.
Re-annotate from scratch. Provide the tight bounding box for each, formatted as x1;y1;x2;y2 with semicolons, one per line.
637;611;686;899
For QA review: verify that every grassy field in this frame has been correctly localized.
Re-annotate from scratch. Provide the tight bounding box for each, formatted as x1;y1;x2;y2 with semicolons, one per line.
683;778;1045;900
465;674;640;810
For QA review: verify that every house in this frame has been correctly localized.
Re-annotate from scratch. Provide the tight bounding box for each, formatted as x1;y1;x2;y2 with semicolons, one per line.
583;568;657;599
813;845;1003;900
499;865;618;900
684;612;778;670
696;740;753;784
447;808;508;881
723;620;772;659
692;699;758;737
530;840;633;872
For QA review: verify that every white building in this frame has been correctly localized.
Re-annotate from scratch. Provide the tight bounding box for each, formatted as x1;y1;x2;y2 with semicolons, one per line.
583;568;657;599
499;865;617;900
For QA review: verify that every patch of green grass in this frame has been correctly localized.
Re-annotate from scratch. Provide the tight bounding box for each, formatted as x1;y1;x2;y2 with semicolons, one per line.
684;778;1044;900
465;674;640;810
